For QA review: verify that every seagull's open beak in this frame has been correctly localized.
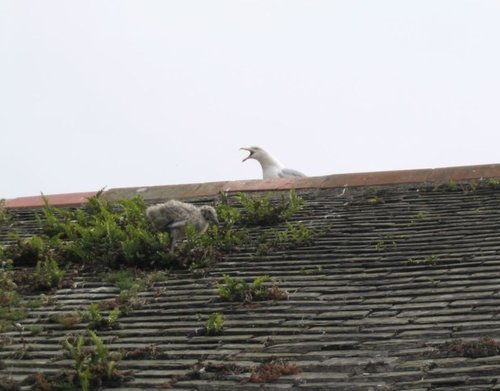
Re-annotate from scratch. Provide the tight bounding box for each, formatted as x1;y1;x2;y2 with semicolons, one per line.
240;147;254;162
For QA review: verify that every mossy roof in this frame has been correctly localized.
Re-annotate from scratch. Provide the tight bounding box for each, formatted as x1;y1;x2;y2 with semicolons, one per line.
2;165;500;390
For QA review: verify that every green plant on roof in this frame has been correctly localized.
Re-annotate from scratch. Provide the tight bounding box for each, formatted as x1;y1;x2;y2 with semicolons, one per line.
243;359;301;384
102;269;143;293
3;234;48;266
231;189;305;226
0;376;22;390
0;260;29;332
435;337;500;358
409;211;428;225
407;255;439;266
163;195;253;271
216;274;253;302
50;311;83;327
0;192;254;272
479;178;500;188
36;194;172;268
217;274;288;303
256;222;316;255
0;199;10;224
367;196;384;205
175;220;246;271
0;190;310;275
84;303;121;331
374;240;385;251
62;330;129;391
29;325;44;336
215;192;242;225
205;312;225;335
1;233;65;291
33;257;65;291
433;179;461;192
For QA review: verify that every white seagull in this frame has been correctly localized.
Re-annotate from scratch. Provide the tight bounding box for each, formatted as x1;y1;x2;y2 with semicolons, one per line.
146;200;219;251
240;146;306;179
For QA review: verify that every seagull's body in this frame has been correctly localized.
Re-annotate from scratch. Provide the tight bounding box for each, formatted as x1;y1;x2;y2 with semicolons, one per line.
146;200;218;251
240;146;306;179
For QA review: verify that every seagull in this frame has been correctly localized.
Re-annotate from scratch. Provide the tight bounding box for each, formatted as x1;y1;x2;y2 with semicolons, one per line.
146;200;219;251
240;146;306;179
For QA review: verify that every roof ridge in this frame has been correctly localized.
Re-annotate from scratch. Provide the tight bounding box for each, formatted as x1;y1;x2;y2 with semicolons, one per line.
5;163;500;208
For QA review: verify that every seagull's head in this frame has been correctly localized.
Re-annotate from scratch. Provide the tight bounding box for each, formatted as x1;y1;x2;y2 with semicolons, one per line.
200;206;219;225
240;146;266;162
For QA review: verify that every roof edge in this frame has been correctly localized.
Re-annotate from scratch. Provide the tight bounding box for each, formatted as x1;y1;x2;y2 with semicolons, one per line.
4;192;98;209
5;163;500;208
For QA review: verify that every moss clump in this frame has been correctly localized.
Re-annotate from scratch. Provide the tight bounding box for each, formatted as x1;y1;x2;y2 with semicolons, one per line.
218;190;304;227
217;274;288;303
1;190;309;272
243;359;300;384
204;312;225;336
38;195;171;269
434;337;500;358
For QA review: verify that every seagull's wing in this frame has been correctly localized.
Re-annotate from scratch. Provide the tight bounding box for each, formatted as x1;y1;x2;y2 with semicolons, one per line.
168;220;187;229
279;168;307;178
163;201;198;221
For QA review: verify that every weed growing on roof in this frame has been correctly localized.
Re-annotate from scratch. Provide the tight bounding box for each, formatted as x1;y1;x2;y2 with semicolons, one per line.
84;304;121;331
102;269;143;292
1;234;65;291
205;312;225;335
59;330;131;391
432;179;459;192
374;237;399;252
1;194;252;271
407;255;439;266
121;344;166;360
409;211;428;225
37;195;172;268
429;279;440;287
50;311;83;328
299;265;323;276
217;274;288;303
2;234;52;266
256;222;316;255
143;270;167;283
228;189;305;226
0;200;10;224
242;359;301;384
0;260;26;332
433;337;500;358
29;325;44;336
33;258;65;291
175;223;243;271
483;178;500;187
1;190;310;280
0;375;21;390
22;293;46;307
367;196;384;205
97;270;157;315
165;361;246;387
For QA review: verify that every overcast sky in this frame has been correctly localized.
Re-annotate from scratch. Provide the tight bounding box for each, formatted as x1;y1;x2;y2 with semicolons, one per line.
1;1;499;199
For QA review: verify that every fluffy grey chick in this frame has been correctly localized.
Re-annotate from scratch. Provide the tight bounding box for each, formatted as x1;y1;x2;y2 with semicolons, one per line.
241;146;306;179
146;200;219;251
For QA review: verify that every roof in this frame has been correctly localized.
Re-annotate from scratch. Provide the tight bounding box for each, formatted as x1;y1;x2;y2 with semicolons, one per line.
2;164;500;390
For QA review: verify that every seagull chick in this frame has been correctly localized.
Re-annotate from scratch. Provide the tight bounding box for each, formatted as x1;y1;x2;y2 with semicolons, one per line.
240;146;306;179
146;200;219;251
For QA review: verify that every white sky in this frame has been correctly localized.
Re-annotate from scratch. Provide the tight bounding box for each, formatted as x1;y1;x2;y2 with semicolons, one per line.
1;1;499;199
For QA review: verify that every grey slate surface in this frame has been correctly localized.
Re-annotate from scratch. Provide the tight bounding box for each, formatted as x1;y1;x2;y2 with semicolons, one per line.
2;182;500;390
